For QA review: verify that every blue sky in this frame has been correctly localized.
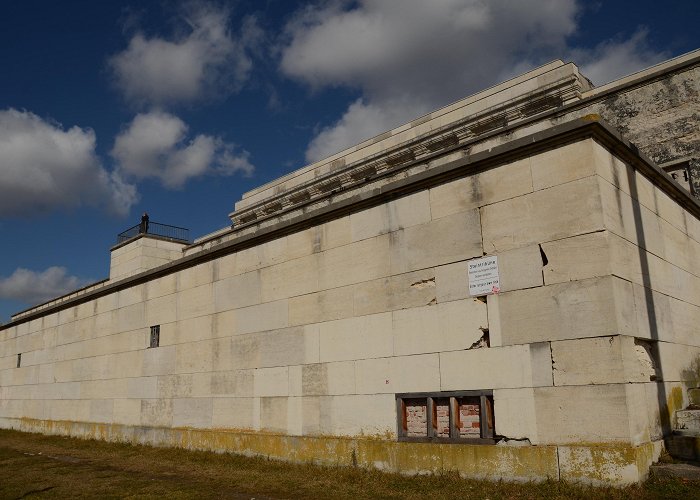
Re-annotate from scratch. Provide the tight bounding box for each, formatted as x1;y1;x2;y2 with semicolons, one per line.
0;0;698;322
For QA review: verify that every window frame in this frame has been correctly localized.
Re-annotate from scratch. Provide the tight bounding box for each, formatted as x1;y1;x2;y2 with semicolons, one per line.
396;390;495;444
149;325;160;348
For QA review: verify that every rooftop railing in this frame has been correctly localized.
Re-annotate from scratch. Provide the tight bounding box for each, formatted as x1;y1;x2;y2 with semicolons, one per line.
117;221;190;244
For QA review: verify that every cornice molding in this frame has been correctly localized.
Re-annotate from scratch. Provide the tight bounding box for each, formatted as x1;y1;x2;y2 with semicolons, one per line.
229;74;586;228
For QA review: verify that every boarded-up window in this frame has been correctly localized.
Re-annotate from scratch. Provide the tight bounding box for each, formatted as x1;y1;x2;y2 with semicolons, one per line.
403;398;428;437
397;391;494;443
434;398;451;438
456;397;481;438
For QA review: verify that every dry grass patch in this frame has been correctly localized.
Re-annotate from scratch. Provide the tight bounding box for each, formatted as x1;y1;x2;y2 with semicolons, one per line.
0;429;698;499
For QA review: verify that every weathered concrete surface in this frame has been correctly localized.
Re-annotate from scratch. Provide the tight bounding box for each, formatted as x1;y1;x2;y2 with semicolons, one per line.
578;65;700;172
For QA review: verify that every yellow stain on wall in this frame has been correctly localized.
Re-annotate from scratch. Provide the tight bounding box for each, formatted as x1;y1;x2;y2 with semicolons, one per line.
12;417;656;486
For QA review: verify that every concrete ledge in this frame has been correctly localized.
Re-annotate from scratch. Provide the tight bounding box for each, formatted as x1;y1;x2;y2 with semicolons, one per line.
0;417;661;486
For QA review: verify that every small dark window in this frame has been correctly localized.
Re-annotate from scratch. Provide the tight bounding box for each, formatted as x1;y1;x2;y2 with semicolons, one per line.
397;391;494;444
16;353;21;368
149;325;160;348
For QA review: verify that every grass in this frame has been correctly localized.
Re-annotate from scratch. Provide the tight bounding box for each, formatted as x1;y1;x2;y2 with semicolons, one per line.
0;429;699;499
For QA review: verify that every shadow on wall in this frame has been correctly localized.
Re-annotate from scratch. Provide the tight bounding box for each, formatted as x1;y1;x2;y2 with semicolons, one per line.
624;152;672;440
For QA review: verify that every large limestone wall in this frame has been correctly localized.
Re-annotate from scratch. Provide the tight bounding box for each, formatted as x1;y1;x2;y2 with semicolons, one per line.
0;137;695;484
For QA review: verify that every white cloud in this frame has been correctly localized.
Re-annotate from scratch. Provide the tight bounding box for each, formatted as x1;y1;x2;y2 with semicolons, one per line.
574;28;668;86
109;2;261;107
280;0;667;162
111;111;254;189
0;108;137;217
0;267;87;306
306;96;431;163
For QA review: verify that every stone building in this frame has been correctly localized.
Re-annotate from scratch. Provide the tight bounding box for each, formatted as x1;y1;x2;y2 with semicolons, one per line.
2;49;700;485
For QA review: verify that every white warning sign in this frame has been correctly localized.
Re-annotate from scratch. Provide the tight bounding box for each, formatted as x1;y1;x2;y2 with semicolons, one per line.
468;256;500;296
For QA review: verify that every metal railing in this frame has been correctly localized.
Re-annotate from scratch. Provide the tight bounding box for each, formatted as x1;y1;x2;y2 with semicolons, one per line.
117;221;190;244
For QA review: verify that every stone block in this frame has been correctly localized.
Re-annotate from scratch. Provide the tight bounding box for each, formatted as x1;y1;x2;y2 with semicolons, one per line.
113;398;141;426
213;254;236;281
552;336;626;386
318;234;391;290
496;244;544;292
440;345;537;391
145;293;177;327
435;262;468;303
429;156;533;219
301;396;321;435
231;325;319;369
140;399;173;427
317;215;352;251
606;227;700;307
319;312;393;362
530;139;598;191
108;350;144;380
80;379;128;400
176;283;213;321
533;385;632;444
156;374;194;398
624;383;652;445
393;299;487;356
145;274;177;300
234;300;289;336
253;366;289;397
93;311;115;338
353;268;437;317
22;400;46;421
50;400;91;422
496;276;634;346
599;177;668;262
210;370;253;397
355;353;440;394
480;176;604;253
213;271;261;312
289;286;355;326
171;315;212;346
44;381;80;400
178;262;213;290
390;210;482;274
212;397;255;430
115;302;145;333
301;361;356;396
56;322;80;346
318;394;396;437
530;342;554;387
172;397;213;428
233;246;263;275
350;191;431;242
142;345;176;376
213;310;236;338
127;377;158;399
260;254;319;302
118;285;145;309
654;341;700;384
258;236;288;269
285;228;316;261
175;340;214;374
75;301;95;321
260;396;287;432
541;231;611;285
493;388;539;443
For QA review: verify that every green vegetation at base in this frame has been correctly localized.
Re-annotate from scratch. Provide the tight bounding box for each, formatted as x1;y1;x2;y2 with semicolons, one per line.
0;429;698;499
